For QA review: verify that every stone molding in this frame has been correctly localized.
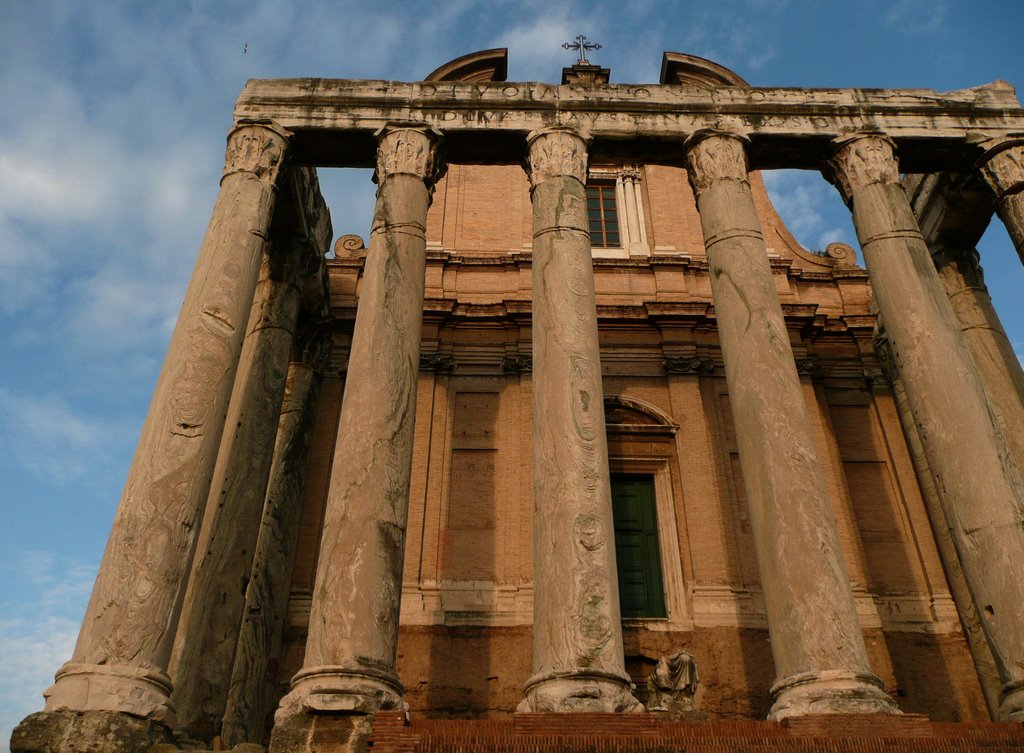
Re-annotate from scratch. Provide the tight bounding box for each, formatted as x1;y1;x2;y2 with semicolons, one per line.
663;356;715;374
223;119;292;183
524;127;589;188
827;133;900;204
374;124;445;188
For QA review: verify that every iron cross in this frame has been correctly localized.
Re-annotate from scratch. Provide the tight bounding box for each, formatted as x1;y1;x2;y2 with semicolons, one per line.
562;34;602;65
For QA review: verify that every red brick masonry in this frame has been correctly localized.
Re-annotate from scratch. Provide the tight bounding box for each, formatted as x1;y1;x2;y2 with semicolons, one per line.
370;711;1024;753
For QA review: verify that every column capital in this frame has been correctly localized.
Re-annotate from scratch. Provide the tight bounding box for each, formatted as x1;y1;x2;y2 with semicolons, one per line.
524;127;590;188
977;137;1024;201
223;119;293;184
826;132;899;205
373;124;445;189
683;129;751;196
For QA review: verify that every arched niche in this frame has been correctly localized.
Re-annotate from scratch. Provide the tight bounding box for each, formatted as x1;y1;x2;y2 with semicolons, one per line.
425;48;508;82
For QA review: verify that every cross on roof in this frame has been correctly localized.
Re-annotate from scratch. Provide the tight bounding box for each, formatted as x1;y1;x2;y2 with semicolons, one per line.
562;34;602;65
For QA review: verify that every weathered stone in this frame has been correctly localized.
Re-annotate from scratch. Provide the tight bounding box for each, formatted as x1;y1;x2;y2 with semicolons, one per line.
687;130;898;720
517;127;641;714
171;219;312;741
828;132;1024;722
221;336;329;747
271;125;443;740
978;138;1024;264
23;120;291;745
11;710;175;753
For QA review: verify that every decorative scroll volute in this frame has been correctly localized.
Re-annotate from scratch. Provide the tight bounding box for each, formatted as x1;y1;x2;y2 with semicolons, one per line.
684;131;750;196
374;125;444;188
525;127;589;188
978;138;1024;200
223;120;292;183
828;133;899;204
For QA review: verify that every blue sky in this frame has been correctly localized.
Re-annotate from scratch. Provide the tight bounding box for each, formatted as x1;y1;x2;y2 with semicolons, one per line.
2;0;1023;746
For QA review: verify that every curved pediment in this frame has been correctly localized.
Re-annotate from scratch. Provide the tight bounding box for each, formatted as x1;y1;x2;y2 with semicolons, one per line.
426;48;508;82
604;396;678;432
660;52;749;89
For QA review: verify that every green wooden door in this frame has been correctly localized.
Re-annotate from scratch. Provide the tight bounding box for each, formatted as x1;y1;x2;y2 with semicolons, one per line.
610;474;667;618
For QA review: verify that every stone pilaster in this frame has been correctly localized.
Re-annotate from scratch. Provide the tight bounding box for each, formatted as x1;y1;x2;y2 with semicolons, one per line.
828;133;1024;722
978;137;1024;264
170;227;313;742
220;330;331;747
686;130;897;720
517;127;642;714
270;125;442;746
11;120;291;753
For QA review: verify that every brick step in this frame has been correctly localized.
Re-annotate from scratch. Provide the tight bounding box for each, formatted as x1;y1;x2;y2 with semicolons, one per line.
370;712;1024;753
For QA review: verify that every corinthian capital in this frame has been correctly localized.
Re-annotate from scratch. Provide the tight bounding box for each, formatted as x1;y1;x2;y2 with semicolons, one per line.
525;127;590;188
374;125;444;188
223;119;293;183
978;138;1024;201
684;130;750;197
827;133;899;205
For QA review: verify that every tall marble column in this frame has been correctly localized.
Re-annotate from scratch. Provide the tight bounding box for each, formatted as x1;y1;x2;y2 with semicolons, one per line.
169;227;313;741
685;130;897;720
10;119;291;753
827;132;1024;722
931;245;1024;468
517;127;642;714
978;138;1024;264
221;331;330;747
271;125;442;740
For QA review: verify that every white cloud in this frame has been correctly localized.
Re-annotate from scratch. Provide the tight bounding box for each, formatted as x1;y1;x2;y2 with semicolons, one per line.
762;170;856;253
0;388;122;485
0;552;95;753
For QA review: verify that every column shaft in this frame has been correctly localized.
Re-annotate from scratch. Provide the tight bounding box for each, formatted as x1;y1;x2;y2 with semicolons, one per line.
221;341;327;747
933;246;1024;467
829;133;1024;721
686;131;897;720
518;127;641;714
272;126;442;733
12;120;290;752
169;229;308;740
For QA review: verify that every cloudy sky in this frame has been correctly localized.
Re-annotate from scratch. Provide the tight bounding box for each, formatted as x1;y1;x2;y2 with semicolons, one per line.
2;0;1023;746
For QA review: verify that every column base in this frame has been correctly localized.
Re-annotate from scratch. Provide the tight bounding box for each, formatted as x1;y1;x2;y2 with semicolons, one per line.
42;661;177;726
10;710;176;753
275;665;405;721
768;669;901;720
998;679;1024;722
269;711;373;753
516;668;644;713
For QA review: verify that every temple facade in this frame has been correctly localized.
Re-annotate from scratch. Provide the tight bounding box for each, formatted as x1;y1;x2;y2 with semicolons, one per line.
12;49;1024;753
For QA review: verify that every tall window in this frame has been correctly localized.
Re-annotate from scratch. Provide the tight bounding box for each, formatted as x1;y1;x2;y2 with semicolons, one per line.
611;473;667;618
587;181;620;248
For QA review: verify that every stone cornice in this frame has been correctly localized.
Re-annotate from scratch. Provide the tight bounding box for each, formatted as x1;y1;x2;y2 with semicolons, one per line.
235;79;1023;171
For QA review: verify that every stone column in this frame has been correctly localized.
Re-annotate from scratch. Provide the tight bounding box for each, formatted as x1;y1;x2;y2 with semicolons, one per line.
685;130;897;720
978;138;1024;264
827;133;1024;722
10;120;290;753
169;228;312;741
517;127;642;714
932;245;1024;467
221;331;330;747
271;125;442;744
